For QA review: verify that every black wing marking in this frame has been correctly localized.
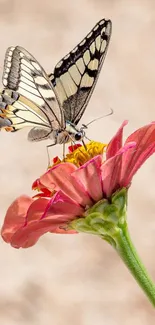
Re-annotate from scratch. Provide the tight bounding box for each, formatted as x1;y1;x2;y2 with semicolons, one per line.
49;19;112;125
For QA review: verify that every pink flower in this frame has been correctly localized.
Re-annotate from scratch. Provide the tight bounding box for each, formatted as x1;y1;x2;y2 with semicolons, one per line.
1;121;155;248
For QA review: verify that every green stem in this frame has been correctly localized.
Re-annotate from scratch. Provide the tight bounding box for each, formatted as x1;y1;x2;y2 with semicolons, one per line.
71;189;155;306
115;226;155;307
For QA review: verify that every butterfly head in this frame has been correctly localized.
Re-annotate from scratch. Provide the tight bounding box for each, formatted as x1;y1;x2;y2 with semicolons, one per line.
65;121;85;143
74;129;85;141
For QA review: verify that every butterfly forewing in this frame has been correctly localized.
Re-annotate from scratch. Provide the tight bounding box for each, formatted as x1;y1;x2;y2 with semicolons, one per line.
49;18;112;125
2;46;65;129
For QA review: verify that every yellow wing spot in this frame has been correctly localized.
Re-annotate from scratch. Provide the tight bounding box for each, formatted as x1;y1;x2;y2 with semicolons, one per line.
95;35;101;51
0;113;6;117
76;58;85;74
0;108;10;116
81;73;94;88
90;42;95;55
69;65;81;85
101;40;107;53
88;59;99;71
3;126;14;132
101;27;106;33
54;78;67;105
83;50;90;65
60;72;77;96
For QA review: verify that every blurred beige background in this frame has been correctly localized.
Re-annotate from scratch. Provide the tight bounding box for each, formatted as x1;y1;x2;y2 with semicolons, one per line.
0;0;155;324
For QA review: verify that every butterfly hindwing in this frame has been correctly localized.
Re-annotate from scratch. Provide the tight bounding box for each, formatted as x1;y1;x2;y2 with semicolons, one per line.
49;18;112;125
27;127;54;142
0;89;54;131
2;46;65;129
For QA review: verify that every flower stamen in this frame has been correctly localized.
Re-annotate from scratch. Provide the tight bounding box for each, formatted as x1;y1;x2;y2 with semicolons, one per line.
52;141;107;167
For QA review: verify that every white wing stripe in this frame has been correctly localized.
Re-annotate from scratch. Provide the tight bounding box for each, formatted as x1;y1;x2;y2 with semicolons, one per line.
18;88;45;106
20;76;37;89
21;70;34;82
19;82;39;95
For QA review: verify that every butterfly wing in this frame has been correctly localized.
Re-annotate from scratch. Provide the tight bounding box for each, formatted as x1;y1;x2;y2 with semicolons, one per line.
2;46;65;129
49;18;112;125
0;89;56;140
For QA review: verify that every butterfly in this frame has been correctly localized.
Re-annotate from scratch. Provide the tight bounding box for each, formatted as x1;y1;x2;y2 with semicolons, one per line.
0;18;112;151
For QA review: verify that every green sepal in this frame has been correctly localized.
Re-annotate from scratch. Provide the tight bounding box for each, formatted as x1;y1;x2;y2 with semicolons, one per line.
70;188;128;241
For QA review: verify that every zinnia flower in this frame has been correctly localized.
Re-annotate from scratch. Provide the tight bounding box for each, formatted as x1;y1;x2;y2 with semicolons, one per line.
1;120;155;249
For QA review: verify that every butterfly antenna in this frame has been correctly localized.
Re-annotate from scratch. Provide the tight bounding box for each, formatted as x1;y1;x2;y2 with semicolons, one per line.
83;108;113;128
84;135;91;141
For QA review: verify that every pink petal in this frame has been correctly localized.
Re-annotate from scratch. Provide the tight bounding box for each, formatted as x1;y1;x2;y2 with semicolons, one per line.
72;155;103;202
101;142;136;197
11;219;77;248
32;178;51;196
120;123;155;186
25;198;50;223
43;191;84;221
106;121;128;159
40;163;93;206
1;195;33;243
8;191;83;248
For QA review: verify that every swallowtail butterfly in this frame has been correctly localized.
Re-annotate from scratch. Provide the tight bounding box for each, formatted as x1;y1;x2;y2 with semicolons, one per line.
0;19;112;147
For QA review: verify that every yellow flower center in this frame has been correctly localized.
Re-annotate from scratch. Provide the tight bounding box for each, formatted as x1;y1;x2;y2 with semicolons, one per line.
52;141;107;168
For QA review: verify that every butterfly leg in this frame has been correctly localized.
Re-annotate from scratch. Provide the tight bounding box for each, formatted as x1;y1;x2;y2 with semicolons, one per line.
71;141;74;153
82;139;87;151
46;143;56;168
63;143;66;161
